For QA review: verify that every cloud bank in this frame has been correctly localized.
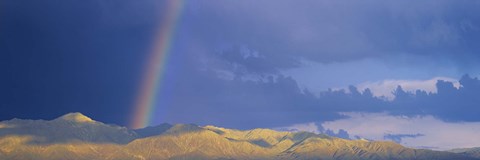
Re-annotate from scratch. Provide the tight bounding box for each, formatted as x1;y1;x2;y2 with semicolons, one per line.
321;112;480;150
355;77;460;99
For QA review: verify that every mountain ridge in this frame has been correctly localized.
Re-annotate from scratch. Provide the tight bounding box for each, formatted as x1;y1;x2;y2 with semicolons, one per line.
0;113;478;160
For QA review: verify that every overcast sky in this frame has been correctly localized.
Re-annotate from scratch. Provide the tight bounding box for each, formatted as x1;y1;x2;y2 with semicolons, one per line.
2;0;480;150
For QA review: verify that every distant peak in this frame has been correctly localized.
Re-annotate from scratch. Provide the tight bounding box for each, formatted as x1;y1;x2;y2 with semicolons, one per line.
57;112;94;123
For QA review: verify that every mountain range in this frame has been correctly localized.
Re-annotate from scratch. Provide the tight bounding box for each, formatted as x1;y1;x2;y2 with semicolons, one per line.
0;112;479;160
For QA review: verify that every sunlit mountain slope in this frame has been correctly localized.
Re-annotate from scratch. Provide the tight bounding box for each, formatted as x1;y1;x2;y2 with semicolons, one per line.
0;113;477;160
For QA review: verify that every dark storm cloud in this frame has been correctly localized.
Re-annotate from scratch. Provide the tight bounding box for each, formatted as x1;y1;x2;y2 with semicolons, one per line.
179;0;480;70
212;46;293;75
388;75;480;122
160;53;480;129
158;63;342;129
152;0;480;129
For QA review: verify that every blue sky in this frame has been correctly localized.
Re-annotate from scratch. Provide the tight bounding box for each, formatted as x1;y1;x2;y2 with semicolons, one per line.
2;0;480;149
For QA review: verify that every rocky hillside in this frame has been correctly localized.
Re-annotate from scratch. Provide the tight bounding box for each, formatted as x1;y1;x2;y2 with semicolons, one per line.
0;113;477;160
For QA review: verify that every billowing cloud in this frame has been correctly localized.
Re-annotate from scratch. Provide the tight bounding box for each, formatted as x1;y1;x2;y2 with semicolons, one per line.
282;58;463;96
321;112;480;150
356;77;460;99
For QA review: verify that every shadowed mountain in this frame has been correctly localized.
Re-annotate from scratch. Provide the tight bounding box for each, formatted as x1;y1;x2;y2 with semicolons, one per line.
449;147;480;159
0;113;478;160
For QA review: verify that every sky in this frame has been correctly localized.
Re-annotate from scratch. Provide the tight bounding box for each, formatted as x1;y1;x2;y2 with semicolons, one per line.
2;0;480;150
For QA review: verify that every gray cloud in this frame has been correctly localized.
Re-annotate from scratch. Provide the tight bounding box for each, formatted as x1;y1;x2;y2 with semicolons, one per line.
180;0;480;71
384;133;425;143
158;1;480;130
160;52;480;129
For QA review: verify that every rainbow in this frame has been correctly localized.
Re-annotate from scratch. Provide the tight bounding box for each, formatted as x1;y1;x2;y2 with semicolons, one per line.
130;0;184;129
